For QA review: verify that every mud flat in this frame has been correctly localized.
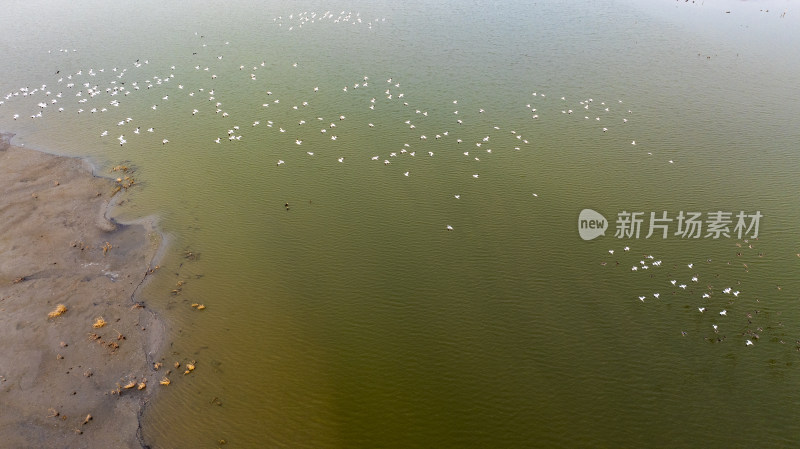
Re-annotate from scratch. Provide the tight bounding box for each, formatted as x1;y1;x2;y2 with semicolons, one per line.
0;132;165;448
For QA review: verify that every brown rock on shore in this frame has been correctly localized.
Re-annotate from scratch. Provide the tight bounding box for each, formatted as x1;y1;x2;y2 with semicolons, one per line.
0;133;164;448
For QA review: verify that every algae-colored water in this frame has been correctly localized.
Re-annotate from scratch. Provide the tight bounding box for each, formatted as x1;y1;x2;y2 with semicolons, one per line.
2;0;800;447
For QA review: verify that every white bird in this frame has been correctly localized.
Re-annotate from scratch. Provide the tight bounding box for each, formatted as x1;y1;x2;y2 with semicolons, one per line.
670;280;677;285
454;194;460;199
446;225;453;231
698;307;705;313
687;263;693;268
295;139;302;145
277;160;285;166
719;310;727;316
403;171;409;177
162;139;169;145
746;340;753;346
638;296;645;302
609;250;615;255
623;246;630;251
472;174;479;178
338;157;344;163
712;324;718;332
653;293;660;299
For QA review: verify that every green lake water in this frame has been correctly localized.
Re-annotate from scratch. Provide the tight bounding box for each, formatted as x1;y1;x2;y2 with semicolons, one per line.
2;0;800;447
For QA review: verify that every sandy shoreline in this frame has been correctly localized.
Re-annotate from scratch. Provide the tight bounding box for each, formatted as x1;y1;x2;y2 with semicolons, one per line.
0;132;165;448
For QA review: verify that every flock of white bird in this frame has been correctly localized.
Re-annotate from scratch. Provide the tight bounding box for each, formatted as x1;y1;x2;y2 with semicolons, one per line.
272;10;387;31
1;10;653;238
602;240;777;348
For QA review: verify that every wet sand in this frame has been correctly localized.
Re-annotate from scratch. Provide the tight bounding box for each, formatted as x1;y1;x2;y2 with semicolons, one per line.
0;132;164;448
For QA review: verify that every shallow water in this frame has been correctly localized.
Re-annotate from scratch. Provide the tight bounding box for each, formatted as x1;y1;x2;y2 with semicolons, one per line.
2;0;800;447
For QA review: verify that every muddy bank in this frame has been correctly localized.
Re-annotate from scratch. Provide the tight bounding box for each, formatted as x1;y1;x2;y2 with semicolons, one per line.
0;132;165;448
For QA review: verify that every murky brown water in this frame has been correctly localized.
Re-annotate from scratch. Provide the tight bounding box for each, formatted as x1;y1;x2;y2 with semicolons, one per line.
2;0;799;447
